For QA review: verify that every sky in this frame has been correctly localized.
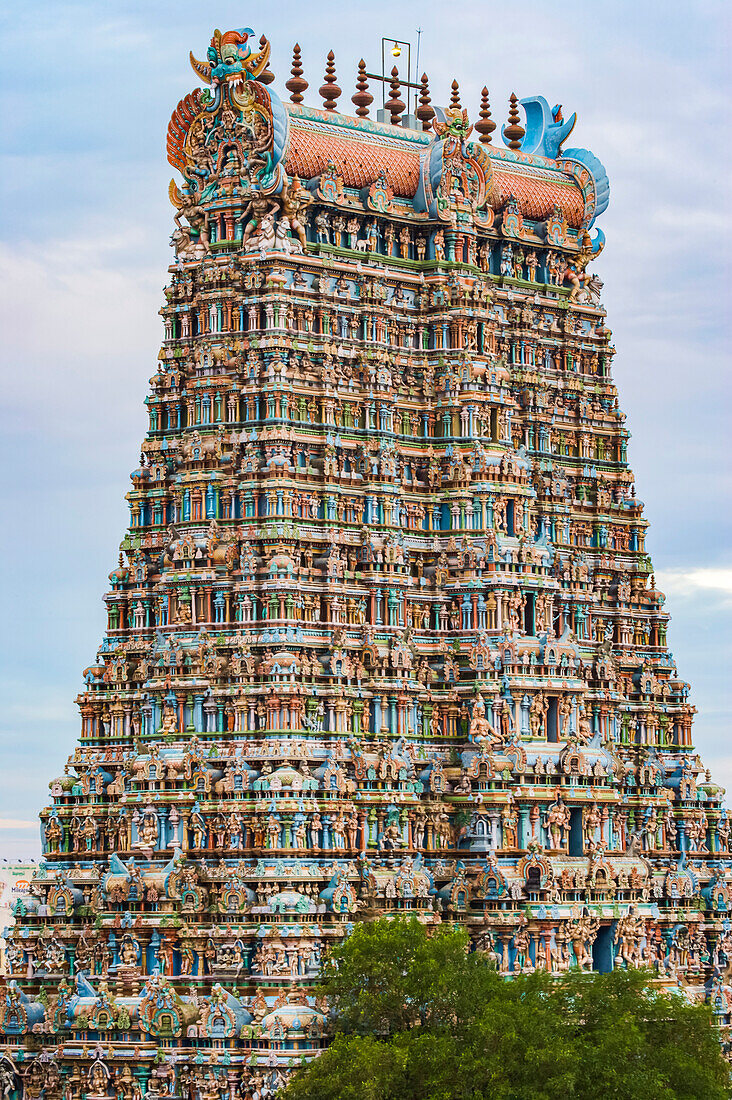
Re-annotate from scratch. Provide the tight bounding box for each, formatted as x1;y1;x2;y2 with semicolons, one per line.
0;0;730;859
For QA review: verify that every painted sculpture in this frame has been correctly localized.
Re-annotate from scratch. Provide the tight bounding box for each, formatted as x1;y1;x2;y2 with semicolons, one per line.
1;25;730;1099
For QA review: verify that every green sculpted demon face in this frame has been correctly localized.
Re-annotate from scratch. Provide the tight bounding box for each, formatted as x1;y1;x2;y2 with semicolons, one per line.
433;107;474;142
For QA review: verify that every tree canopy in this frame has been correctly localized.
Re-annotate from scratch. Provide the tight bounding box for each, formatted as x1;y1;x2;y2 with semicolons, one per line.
282;918;730;1100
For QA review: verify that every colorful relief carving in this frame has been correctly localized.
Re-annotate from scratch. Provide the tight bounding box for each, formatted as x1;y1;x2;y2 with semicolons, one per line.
1;25;730;1098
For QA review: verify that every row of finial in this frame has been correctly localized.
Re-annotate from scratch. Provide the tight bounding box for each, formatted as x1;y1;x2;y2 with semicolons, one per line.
278;44;525;147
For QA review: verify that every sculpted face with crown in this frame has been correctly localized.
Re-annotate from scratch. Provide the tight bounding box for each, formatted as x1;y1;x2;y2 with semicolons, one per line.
433;106;474;141
190;28;272;88
415;104;494;224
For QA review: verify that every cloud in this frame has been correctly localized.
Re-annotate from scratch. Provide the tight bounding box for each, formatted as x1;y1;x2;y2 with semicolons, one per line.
0;820;38;831
656;568;732;604
0;233;160;372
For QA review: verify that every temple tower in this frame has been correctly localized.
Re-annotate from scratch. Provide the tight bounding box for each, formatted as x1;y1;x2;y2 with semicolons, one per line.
1;25;730;1097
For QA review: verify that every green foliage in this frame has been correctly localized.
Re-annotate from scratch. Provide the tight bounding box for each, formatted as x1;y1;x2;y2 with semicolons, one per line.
282;1034;405;1100
282;918;731;1100
317;917;499;1037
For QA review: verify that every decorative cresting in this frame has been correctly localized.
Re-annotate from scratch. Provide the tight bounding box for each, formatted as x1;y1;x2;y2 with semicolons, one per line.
2;22;732;1100
168;26;295;259
557;149;610;232
516;96;577;158
507;95;609;235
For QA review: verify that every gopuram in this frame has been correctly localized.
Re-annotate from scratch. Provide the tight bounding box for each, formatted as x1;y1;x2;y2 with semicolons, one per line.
2;24;731;1098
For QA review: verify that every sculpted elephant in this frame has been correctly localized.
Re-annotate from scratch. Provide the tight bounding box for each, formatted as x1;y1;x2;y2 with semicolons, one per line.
179;430;223;462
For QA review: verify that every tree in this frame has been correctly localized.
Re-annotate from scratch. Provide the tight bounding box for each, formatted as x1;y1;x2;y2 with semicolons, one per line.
317;915;500;1036
282;918;730;1100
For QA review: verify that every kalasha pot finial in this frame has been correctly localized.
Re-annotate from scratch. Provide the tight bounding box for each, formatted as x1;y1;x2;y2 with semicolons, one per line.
286;43;308;105
257;35;275;84
319;50;342;111
352;59;373;118
505;92;526;150
450;79;461;110
416;73;435;131
475;87;496;144
386;66;406;125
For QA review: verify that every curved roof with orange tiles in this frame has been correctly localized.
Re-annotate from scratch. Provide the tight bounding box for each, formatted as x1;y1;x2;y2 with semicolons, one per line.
285;105;585;229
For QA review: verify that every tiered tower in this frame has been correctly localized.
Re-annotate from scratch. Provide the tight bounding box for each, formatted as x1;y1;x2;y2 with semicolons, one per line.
2;25;731;1099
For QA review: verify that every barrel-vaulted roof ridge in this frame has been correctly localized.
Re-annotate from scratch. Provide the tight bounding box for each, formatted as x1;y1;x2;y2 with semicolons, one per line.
285;103;586;227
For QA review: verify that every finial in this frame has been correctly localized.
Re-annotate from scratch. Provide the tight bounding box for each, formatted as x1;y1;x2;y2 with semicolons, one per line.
258;35;275;84
286;44;308;105
319;50;342;111
352;59;373;118
416;73;434;131
450;79;461;109
386;67;406;125
475;87;496;143
505;93;525;150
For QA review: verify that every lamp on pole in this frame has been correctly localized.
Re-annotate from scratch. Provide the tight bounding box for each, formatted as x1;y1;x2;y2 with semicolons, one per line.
363;36;425;125
380;37;412;113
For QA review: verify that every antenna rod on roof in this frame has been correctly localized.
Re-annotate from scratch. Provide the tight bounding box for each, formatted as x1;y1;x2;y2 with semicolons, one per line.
415;27;422;98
